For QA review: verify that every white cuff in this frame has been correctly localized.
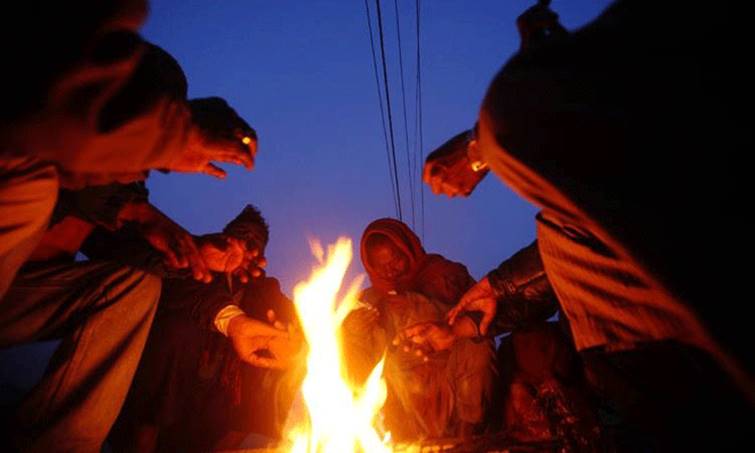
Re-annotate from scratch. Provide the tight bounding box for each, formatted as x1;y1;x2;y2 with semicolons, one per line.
214;305;246;336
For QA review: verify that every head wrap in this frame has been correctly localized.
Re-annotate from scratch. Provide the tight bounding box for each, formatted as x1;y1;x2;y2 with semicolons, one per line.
360;218;427;293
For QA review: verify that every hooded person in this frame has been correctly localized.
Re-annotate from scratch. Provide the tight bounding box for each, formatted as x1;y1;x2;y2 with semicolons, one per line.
342;218;496;441
392;232;606;448
359;218;478;306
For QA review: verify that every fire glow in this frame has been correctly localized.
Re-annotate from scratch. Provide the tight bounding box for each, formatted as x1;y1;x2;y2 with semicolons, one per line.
285;237;390;453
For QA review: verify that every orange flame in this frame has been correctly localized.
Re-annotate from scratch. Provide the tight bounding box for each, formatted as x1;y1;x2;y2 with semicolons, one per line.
285;238;390;453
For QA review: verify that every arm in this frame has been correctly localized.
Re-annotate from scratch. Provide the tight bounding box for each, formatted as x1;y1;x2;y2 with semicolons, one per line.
68;181;229;282
487;241;546;298
487;240;558;332
117;199;211;281
400;315;481;354
29;181;149;262
76;46;258;176
447;241;558;336
5;41;256;179
342;300;387;385
159;277;299;369
55;181;149;231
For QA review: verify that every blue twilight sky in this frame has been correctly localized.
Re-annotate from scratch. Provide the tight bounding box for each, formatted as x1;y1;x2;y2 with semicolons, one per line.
141;0;612;293
1;0;613;395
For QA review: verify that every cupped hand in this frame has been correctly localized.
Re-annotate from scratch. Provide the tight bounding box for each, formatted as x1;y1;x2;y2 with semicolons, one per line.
227;315;303;369
394;321;457;359
136;205;211;282
446;276;498;335
168;97;257;178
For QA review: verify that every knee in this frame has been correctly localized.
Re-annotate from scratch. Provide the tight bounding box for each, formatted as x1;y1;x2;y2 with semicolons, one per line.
131;270;162;307
123;269;162;331
108;265;162;315
29;174;58;234
455;340;496;375
455;376;489;423
137;270;162;296
0;158;59;246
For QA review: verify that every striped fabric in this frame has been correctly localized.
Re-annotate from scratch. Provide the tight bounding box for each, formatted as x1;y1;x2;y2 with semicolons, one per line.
536;211;705;352
476;109;713;354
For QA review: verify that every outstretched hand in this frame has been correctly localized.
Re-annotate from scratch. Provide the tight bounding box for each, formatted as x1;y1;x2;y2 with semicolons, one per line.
395;321;457;358
129;203;211;282
168;97;257;178
446;276;498;335
343;305;380;332
227;314;303;369
234;248;266;283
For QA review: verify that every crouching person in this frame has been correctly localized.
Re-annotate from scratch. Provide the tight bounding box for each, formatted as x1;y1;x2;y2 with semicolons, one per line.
0;259;161;453
0;182;171;452
108;205;303;453
343;218;496;442
406;241;606;451
0;182;265;453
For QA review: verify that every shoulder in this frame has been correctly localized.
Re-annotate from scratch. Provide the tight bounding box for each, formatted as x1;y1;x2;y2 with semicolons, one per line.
420;254;472;279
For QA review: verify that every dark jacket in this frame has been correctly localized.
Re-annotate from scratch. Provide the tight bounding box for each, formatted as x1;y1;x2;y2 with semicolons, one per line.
114;276;299;452
53;182;149;231
480;0;751;371
487;241;559;335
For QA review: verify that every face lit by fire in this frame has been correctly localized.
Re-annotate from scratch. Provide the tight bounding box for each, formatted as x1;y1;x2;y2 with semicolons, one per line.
423;134;489;198
242;225;268;263
367;236;410;283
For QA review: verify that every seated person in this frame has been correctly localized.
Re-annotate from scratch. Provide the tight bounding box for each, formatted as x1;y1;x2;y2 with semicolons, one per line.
405;241;606;449
104;205;303;453
1;158;258;452
343;218;496;441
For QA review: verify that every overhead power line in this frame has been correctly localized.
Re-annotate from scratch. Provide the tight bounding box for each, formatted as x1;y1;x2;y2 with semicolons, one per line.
416;0;425;239
393;0;416;229
364;0;425;227
375;0;403;221
364;0;400;218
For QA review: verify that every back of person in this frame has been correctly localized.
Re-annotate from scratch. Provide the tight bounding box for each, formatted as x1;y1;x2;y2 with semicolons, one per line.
474;1;753;449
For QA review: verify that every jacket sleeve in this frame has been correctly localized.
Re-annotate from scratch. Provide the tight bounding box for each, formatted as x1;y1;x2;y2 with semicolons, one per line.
159;277;239;331
3;38;193;174
57;41;192;173
238;277;298;325
80;225;188;279
53;181;148;230
84;227;238;332
487;241;559;334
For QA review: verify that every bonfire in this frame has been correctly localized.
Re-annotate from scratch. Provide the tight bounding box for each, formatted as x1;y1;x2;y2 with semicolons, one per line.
284;238;391;453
